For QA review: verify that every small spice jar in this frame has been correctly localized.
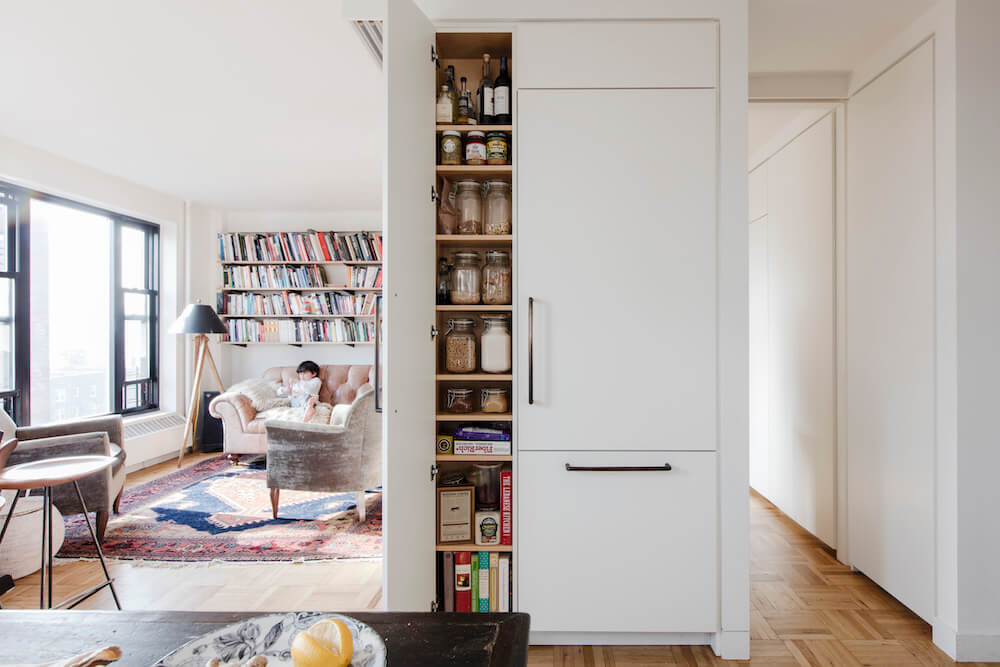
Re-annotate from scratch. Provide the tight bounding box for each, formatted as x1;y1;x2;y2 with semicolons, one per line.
450;251;481;305
484;180;512;235
486;132;509;165
444;318;478;373
440;130;462;165
446;387;475;413
482;250;512;305
454;180;483;234
465;131;487;165
480;314;511;374
481;387;509;413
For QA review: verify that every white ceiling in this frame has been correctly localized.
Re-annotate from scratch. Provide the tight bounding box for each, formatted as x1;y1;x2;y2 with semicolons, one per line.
0;0;383;211
749;0;938;73
0;1;939;210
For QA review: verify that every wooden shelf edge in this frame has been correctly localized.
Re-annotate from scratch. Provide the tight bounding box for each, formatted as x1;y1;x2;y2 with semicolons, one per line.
220;260;381;265
436;543;513;553
222;341;374;346
436;124;513;132
436;165;512;174
436;413;512;421
435;305;512;311
436;374;513;381
218;287;382;292
436;454;513;462
221;314;375;319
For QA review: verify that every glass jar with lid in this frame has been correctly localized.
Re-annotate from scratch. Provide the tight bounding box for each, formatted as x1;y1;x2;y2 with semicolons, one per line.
480;314;511;374
481;250;512;305
454;180;483;235
446;387;475;413
465;131;487;165
480;387;509;413
450;251;481;305
484;180;511;235
444;318;478;373
439;130;462;165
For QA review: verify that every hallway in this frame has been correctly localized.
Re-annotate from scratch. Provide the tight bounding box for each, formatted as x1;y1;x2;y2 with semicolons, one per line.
527;491;995;665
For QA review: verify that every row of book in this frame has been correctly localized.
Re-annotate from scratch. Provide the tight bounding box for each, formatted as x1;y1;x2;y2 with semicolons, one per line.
218;231;383;263
347;266;383;289
225;319;375;343
218;291;377;317
223;265;328;290
440;552;511;613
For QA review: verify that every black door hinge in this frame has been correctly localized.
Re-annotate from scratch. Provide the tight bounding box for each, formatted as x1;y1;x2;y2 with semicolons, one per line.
431;45;440;69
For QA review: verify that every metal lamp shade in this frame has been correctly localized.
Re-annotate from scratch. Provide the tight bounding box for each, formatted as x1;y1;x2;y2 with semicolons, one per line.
169;304;228;335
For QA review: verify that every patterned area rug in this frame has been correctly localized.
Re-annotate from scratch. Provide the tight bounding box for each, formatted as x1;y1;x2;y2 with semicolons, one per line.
58;456;382;561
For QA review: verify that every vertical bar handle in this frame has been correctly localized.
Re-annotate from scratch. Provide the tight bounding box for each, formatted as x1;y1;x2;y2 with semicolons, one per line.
374;295;383;413
528;297;534;405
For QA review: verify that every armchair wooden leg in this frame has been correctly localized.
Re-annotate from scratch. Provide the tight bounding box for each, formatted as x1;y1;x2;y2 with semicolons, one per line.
356;491;366;523
269;488;280;519
113;490;123;515
96;511;109;544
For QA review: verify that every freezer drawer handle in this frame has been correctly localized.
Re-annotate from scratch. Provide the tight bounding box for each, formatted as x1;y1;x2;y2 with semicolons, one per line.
564;463;673;472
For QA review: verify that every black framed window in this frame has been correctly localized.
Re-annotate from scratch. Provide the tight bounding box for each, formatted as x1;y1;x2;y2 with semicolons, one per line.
0;180;159;425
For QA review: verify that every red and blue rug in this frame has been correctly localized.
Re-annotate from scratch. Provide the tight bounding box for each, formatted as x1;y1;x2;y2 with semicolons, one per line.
58;456;382;562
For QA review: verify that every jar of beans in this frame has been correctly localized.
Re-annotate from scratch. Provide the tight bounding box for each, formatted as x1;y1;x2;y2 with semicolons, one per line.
444;318;478;373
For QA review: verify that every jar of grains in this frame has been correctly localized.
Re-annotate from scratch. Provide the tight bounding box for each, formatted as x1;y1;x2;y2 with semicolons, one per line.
480;387;509;413
482;250;512;305
480;314;511;373
450;251;481;305
440;130;462;165
486;132;509;165
465;131;487;165
454;180;483;234
484;180;511;235
444;318;478;373
446;387;475;413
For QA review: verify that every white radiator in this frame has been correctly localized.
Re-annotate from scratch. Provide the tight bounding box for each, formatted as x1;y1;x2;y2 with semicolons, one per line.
123;412;186;472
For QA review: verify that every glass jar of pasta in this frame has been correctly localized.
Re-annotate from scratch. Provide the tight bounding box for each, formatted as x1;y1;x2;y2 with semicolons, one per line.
481;250;512;305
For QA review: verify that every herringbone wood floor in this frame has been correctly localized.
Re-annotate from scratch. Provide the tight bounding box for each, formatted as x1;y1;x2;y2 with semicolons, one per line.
2;457;994;665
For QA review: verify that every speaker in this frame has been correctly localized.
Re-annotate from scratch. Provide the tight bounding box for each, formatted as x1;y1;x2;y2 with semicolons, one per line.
196;390;224;453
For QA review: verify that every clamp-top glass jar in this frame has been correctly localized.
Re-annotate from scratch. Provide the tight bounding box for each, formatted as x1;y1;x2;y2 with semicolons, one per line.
450;251;481;305
481;250;512;305
444;318;478;373
454;180;483;234
484;180;512;235
480;314;511;373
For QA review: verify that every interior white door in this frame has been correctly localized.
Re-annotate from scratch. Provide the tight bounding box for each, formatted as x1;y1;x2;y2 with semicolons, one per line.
748;215;769;496
381;0;436;611
517;89;717;451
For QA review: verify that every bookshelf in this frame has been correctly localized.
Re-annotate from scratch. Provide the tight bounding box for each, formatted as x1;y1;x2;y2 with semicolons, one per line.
432;32;516;614
217;230;382;346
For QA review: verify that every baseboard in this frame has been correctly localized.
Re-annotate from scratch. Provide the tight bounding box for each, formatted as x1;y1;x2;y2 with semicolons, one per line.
530;631;713;646
124;450;179;474
933;621;1000;661
711;630;750;659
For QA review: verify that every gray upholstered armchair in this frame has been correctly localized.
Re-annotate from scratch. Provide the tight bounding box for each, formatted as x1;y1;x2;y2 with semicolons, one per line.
6;415;126;543
264;388;380;522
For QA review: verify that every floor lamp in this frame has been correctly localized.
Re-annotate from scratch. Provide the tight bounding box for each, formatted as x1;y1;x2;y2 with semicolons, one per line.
170;303;228;467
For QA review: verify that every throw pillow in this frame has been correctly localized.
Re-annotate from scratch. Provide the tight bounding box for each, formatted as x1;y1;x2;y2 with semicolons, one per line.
227;378;290;411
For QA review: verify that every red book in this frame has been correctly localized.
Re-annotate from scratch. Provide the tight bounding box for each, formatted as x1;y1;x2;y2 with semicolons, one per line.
500;471;513;545
454;551;472;612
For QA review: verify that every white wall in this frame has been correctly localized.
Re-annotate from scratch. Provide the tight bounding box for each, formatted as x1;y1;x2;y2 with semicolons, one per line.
187;209;382;387
747;113;837;547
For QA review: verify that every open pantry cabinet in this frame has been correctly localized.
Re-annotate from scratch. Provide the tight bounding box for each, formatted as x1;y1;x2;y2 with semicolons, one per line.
367;0;749;658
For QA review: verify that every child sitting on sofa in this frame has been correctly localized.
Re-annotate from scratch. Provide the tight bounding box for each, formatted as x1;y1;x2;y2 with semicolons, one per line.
277;360;322;422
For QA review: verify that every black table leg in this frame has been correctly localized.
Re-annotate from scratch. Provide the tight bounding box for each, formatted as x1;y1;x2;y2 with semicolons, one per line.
71;481;120;610
46;487;53;609
39;488;47;609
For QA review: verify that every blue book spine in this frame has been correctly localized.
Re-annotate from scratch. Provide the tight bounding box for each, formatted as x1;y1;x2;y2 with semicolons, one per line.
478;552;490;612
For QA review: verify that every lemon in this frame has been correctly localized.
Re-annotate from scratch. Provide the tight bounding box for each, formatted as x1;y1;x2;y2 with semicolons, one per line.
290;618;353;667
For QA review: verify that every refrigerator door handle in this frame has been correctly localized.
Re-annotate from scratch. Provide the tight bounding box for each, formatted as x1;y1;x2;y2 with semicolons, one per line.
528;296;534;405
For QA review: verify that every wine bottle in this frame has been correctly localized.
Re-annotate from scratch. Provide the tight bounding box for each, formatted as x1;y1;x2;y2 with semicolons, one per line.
458;77;470;124
493;56;511;124
478;54;494;125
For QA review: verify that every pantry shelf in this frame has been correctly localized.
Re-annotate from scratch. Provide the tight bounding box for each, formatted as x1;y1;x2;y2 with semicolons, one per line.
436;235;513;246
436;165;512;176
436;413;512;421
436;543;513;553
436;124;513;132
436;454;513;462
436;374;513;381
436;305;513;312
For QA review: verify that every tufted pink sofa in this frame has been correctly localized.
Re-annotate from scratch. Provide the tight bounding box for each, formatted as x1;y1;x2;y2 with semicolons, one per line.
208;365;377;458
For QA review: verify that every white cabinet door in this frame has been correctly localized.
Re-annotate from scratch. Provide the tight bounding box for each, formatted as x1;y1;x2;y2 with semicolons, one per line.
381;0;437;611
517;89;717;451
518;451;719;633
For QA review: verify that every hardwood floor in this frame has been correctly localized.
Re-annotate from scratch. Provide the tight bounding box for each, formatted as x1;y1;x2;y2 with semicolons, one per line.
526;492;996;666
0;453;383;612
2;460;994;665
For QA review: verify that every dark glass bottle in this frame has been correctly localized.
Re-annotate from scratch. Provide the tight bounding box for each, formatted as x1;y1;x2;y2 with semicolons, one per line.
478;54;494;125
493;56;511;124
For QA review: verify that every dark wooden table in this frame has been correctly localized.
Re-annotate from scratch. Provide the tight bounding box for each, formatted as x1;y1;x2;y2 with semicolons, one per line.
0;610;530;666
